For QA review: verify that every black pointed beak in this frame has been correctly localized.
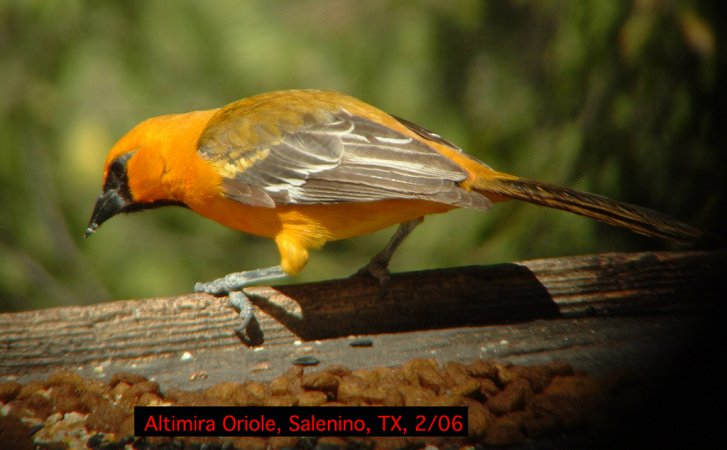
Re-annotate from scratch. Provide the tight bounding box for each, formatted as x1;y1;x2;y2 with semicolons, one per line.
85;189;129;238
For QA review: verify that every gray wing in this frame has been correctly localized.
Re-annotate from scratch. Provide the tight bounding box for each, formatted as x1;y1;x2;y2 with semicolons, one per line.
198;109;491;210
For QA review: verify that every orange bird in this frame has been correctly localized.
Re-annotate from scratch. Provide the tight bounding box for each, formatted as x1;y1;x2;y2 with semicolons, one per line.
86;90;702;328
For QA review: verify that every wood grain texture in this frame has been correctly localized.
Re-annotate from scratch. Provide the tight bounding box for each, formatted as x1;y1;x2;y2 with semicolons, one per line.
1;251;724;388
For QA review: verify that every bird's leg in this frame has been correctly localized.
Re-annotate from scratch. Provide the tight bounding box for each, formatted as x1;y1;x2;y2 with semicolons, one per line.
353;218;423;295
195;265;287;295
195;265;287;342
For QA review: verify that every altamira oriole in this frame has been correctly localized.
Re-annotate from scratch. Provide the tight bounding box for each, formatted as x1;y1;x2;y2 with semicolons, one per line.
86;90;703;327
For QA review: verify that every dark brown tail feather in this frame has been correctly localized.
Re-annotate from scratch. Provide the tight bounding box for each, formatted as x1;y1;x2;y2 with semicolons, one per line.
477;176;704;244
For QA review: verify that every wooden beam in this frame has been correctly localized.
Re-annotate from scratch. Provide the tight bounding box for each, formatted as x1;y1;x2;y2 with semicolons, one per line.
1;251;723;382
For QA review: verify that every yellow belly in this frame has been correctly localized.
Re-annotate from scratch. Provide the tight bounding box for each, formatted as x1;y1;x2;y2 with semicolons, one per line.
193;197;455;244
188;195;457;274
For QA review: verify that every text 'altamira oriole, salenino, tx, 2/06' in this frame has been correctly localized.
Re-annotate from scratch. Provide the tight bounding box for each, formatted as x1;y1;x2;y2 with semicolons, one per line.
85;90;704;328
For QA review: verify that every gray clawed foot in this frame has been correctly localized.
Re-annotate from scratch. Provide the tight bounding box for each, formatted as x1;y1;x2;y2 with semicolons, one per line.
350;218;423;298
228;291;254;331
352;256;392;298
194;265;287;343
228;291;264;346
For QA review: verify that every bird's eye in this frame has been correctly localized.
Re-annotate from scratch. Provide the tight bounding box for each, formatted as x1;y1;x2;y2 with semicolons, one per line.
107;151;135;181
103;151;136;193
109;158;125;179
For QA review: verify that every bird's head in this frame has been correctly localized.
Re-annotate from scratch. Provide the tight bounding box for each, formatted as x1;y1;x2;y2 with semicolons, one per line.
84;114;201;238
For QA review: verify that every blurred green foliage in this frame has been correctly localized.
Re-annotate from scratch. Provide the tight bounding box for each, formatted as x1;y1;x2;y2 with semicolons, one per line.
1;0;723;311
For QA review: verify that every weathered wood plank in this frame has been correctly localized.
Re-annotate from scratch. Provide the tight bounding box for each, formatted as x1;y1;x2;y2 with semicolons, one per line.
0;251;723;386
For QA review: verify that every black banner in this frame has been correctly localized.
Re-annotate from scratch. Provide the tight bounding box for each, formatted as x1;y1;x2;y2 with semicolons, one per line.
135;406;467;437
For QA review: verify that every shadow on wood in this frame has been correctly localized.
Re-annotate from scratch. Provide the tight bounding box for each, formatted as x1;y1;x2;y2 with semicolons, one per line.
245;250;724;342
256;263;559;341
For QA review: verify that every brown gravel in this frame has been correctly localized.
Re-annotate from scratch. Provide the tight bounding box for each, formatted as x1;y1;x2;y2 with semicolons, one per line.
0;358;643;448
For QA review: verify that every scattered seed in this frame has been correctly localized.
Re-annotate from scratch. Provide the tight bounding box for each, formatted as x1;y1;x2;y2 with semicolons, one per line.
292;356;320;366
349;338;373;347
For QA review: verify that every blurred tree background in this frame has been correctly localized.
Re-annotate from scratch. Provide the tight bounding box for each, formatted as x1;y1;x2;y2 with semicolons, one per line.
0;0;723;311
